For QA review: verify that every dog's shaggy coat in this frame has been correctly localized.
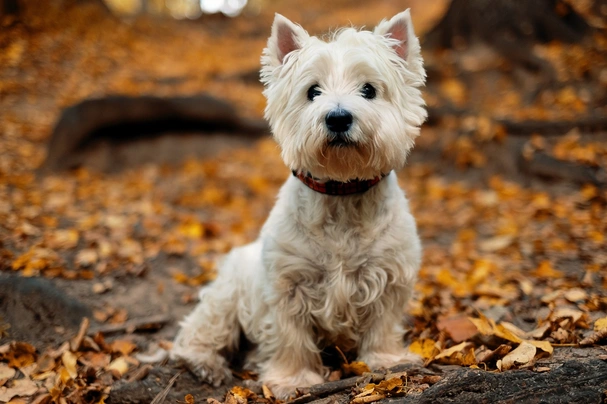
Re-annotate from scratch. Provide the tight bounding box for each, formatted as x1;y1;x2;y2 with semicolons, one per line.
171;10;427;399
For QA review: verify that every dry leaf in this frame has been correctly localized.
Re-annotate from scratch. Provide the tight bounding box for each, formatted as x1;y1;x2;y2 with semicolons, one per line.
499;342;537;370
0;363;16;382
107;357;130;377
551;307;584;324
0;378;38;402
437;314;479;343
343;361;370;375
594;317;607;332
434;342;472;360
110;340;137;356
477;344;512;364
261;385;274;399
563;288;588;302
527;340;553;354
75;249;98;267
479;235;514;252
61;351;78;379
579;329;607;346
409;339;440;359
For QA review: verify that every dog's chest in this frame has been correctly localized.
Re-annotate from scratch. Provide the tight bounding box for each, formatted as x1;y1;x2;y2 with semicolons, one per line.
303;214;397;343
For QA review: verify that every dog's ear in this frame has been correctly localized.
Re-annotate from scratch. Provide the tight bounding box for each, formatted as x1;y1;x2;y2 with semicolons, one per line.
265;14;309;67
374;9;419;63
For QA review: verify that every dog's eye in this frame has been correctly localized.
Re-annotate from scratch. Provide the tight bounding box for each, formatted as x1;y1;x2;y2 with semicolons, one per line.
361;83;376;100
307;85;321;101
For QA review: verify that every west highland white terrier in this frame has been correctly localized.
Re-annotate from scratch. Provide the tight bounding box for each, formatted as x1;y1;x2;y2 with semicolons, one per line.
171;9;427;399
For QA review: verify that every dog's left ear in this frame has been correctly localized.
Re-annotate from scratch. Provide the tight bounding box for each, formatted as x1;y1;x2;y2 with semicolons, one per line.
374;9;419;64
264;14;309;67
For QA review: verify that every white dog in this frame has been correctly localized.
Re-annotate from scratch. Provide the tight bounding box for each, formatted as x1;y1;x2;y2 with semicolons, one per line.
171;9;427;399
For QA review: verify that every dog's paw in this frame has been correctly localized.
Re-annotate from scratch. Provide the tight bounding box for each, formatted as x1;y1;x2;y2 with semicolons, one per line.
263;368;325;400
359;348;423;370
170;346;232;386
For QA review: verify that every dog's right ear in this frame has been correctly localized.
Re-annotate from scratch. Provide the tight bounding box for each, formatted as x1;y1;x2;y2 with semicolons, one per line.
264;14;309;67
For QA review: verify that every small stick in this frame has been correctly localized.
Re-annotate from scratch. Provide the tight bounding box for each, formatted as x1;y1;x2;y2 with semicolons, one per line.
150;369;185;404
70;317;90;351
89;314;171;335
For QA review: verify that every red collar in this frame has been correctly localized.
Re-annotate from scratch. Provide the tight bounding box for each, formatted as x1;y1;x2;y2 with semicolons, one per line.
293;171;386;196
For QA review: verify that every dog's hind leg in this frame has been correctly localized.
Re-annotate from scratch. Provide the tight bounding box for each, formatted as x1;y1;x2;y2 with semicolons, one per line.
171;248;245;386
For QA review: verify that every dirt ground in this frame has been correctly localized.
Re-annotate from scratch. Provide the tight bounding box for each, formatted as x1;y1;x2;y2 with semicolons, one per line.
1;1;607;403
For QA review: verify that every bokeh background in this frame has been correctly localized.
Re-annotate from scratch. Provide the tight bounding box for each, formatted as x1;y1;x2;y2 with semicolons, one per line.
1;1;607;403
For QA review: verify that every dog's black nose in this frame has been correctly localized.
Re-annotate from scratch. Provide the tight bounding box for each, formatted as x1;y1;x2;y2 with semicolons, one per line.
325;109;353;133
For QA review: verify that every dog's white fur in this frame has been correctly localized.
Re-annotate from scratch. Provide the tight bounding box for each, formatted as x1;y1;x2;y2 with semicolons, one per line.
171;10;427;399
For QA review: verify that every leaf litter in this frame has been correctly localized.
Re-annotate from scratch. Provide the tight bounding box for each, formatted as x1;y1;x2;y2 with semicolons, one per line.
1;1;607;403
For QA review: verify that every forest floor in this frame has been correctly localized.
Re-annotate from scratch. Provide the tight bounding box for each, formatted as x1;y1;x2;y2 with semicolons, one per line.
1;1;607;403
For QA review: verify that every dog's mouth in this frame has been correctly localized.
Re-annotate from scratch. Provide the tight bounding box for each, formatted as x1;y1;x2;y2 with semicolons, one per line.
327;133;356;148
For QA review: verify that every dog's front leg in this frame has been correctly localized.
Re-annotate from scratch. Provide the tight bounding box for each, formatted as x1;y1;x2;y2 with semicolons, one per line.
257;266;326;399
357;310;422;370
259;313;325;400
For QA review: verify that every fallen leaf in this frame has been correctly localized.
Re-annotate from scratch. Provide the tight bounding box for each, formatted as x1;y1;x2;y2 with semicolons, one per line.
110;340;137;356
107;357;130;378
499;342;537;370
551;307;584;324
527;340;553;354
261;385;274;399
579;329;607;346
479;235;514;252
477;344;512;364
75;248;98;267
0;363;16;382
4;342;37;368
563;288;588;302
61;351;78;380
409;339;440;359
594;317;607;332
0;378;38;402
343;361;370;375
526;324;551;339
437;314;479;343
435;342;472;360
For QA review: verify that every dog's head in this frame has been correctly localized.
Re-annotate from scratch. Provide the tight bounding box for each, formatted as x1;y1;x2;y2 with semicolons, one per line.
261;10;427;182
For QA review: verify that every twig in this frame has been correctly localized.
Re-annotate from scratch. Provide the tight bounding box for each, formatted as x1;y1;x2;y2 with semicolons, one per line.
579;329;607;346
70;317;90;351
150;369;185;404
89;314;171;336
125;364;154;382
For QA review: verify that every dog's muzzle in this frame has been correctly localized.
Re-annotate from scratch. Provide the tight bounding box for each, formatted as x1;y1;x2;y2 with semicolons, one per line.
325;109;353;146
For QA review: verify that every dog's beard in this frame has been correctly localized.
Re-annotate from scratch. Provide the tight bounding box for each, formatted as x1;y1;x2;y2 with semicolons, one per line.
312;142;381;181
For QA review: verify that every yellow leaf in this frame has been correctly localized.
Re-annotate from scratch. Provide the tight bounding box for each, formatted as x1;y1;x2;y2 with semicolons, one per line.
178;222;204;239
594;317;607;332
494;324;523;344
107;357;129;377
468;314;496;336
527;340;553;354
343;361;370;375
110;340;137;356
409;339;440;359
61;351;78;379
533;261;563;278
434;342;472;360
376;377;404;392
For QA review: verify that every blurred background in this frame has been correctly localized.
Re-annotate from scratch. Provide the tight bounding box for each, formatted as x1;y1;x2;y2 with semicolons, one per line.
1;1;607;403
